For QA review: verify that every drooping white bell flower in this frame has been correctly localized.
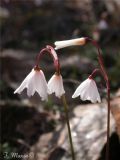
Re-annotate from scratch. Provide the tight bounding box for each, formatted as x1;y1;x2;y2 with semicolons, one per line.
72;78;101;103
14;68;48;101
54;37;86;50
48;74;65;98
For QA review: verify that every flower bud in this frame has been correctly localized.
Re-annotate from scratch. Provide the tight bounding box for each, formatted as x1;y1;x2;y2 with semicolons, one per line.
54;37;86;50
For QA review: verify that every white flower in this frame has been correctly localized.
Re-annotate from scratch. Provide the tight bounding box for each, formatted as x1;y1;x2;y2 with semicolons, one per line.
48;74;65;98
14;68;48;101
54;37;86;50
72;78;101;103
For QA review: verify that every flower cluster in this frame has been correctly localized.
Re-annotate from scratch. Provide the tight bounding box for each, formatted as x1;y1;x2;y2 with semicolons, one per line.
14;38;101;103
14;36;111;160
14;46;65;101
54;38;101;103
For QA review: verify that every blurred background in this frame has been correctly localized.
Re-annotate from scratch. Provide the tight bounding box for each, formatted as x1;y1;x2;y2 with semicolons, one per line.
0;0;120;160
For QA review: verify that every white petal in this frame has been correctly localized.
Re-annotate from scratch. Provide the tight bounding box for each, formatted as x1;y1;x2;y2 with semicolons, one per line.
72;85;82;98
34;70;48;101
48;74;65;98
55;38;85;50
27;72;36;97
55;75;65;98
89;80;101;103
72;79;90;98
14;69;34;94
14;69;48;101
72;78;101;103
48;75;56;94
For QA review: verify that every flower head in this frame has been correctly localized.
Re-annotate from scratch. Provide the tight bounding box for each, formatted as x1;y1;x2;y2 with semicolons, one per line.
48;73;65;98
72;78;101;103
14;67;48;101
54;37;86;50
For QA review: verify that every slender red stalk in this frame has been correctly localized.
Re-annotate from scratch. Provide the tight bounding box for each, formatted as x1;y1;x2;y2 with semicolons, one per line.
35;46;60;74
88;68;101;79
86;38;110;160
106;81;110;160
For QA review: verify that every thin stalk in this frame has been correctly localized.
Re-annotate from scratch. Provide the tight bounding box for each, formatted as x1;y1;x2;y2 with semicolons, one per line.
61;95;75;160
86;38;111;160
94;46;110;160
35;46;60;74
106;83;110;160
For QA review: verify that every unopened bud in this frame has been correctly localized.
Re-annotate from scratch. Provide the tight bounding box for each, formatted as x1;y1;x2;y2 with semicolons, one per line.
54;37;86;50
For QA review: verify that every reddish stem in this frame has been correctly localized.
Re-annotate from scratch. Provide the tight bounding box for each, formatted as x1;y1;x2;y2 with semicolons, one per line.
106;82;110;160
86;37;110;160
35;46;60;74
89;68;101;79
86;38;108;82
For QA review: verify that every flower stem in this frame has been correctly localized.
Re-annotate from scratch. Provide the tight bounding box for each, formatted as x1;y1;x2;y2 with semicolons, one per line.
86;38;111;160
106;82;110;160
61;95;75;160
35;46;60;74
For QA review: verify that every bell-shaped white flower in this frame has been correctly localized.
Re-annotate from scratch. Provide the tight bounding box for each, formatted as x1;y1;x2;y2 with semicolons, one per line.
14;68;48;101
72;78;101;103
54;37;86;50
48;74;65;98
